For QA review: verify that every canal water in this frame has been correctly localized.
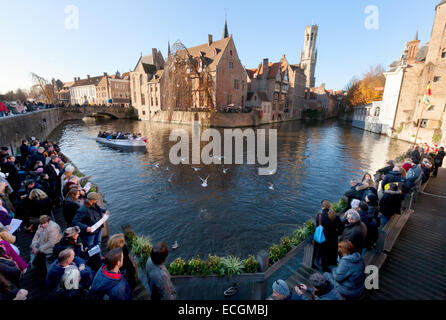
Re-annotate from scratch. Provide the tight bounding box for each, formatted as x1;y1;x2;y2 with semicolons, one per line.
49;119;411;263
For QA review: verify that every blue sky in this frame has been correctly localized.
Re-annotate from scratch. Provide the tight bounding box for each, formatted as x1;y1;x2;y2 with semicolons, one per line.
0;0;441;93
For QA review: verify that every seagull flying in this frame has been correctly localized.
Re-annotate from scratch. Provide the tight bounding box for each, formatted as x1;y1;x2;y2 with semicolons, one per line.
153;163;160;169
192;167;201;172
222;167;228;174
172;241;178;250
199;175;209;187
168;174;175;183
268;183;275;191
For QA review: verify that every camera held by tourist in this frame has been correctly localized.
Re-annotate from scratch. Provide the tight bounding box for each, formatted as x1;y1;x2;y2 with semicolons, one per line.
295;273;344;300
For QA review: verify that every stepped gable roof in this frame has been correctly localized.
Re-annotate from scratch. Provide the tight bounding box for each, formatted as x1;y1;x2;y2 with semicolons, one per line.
174;37;231;71
71;76;102;88
250;60;287;79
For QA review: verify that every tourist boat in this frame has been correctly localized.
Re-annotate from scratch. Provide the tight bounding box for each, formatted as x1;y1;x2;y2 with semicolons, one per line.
95;137;147;148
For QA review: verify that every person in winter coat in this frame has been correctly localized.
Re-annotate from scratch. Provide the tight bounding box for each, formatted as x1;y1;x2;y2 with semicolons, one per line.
146;242;177;300
89;247;132;300
406;164;422;189
63;187;83;227
365;194;380;249
1;156;21;194
295;272;344;300
30;147;45;169
314;200;343;272
25;189;52;231
411;146;421;164
341;210;367;254
324;240;365;300
46;248;93;300
72;192;109;251
107;234;138;291
0;241;28;286
381;166;403;191
433;147;445;177
271;279;302;300
19;140;29;168
344;179;365;210
379;183;403;227
357;202;370;226
30;215;62;270
44;155;62;200
51;226;87;264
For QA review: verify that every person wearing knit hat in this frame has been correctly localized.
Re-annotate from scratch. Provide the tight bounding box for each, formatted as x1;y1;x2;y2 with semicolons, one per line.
272;279;302;300
64;226;80;238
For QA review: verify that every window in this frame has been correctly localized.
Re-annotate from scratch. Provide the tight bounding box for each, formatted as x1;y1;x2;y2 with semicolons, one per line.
442;51;446;59
141;93;145;105
156;97;158;106
142;111;146;115
229;62;233;70
140;75;143;86
374;107;380;117
429;105;435;111
241;95;244;107
234;79;239;90
420;119;429;128
230;50;233;56
434;76;441;83
242;80;245;89
151;97;154;105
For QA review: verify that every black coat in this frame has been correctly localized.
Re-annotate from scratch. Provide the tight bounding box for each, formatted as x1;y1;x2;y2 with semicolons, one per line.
72;204;106;234
63;199;81;226
30;152;45;167
1;162;21;191
434;151;445;167
20;144;29;159
411;149;421;164
379;190;403;218
315;210;343;270
382;171;402;190
341;221;367;253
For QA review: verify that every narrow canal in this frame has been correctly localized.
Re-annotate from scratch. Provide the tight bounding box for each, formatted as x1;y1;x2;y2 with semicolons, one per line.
49;119;411;263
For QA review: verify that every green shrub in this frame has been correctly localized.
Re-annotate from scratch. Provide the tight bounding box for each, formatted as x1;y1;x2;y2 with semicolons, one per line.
207;255;225;276
279;236;292;255
221;256;244;277
243;255;259;273
168;258;186;276
129;235;152;268
268;244;282;264
186;257;211;276
332;198;347;213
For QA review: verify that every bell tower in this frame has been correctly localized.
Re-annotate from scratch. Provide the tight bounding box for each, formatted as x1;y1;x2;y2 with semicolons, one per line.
300;24;318;88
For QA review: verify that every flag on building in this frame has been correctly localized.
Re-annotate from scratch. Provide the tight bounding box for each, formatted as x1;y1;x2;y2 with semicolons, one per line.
427;82;432;96
422;94;433;111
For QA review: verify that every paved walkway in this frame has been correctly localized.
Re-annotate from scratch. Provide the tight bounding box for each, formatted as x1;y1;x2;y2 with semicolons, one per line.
368;168;446;300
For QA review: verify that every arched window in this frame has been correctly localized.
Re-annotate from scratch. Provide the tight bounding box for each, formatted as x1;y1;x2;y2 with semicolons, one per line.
140;75;143;86
374;107;380;117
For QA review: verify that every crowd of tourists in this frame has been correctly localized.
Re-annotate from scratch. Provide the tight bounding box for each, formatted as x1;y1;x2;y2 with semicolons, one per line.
0;138;176;300
0;101;63;118
272;144;445;300
1;136;444;301
97;132;142;140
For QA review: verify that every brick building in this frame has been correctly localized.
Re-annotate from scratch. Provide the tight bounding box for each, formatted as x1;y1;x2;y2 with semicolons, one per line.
303;83;339;119
96;72;131;107
391;0;446;145
130;49;165;120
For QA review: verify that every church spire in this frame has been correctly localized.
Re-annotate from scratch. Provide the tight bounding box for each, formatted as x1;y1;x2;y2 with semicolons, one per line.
414;29;419;41
222;17;229;39
168;40;171;56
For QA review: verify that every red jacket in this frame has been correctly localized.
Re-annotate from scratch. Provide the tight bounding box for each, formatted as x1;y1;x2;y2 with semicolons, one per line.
0;102;8;112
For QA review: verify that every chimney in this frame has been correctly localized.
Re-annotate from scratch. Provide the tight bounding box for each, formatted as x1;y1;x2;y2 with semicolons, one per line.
87;74;90;79
104;72;108;77
208;34;213;46
74;77;78;82
263;58;269;79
